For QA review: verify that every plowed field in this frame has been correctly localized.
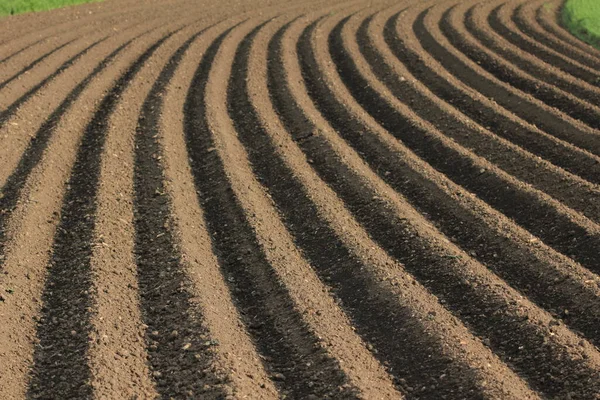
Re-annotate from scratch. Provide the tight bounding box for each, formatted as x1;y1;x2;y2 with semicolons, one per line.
1;0;600;398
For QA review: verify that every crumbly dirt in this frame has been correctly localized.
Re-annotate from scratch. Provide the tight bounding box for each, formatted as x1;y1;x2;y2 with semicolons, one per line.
1;0;600;399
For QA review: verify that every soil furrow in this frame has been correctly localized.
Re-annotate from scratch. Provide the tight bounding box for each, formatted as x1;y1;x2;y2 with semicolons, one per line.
411;5;600;158
0;37;105;124
0;4;282;398
357;11;600;225
27;29;177;400
332;11;600;279
491;1;600;85
91;19;248;400
296;10;600;399
0;38;77;90
184;17;359;399
381;8;600;187
0;12;154;100
0;38;47;65
358;6;600;349
461;1;600;106
0;36;137;271
132;21;252;400
444;2;600;130
0;21;161;191
2;0;600;397
157;18;280;398
0;0;190;61
0;15;201;399
251;11;540;400
233;12;437;399
533;0;600;65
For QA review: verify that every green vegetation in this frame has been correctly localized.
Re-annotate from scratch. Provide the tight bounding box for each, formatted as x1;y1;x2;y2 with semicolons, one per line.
0;0;101;17
561;0;600;49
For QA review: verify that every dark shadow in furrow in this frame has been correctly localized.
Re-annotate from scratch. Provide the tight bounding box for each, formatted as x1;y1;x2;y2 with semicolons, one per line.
0;37;107;127
337;15;600;290
442;7;600;131
0;35;140;270
412;9;600;158
355;14;600;348
382;13;600;185
298;17;600;399
534;6;600;71
461;6;600;107
237;19;497;400
356;15;600;224
490;5;600;86
183;23;355;400
0;38;77;91
455;7;600;129
133;25;229;400
27;32;175;400
0;37;47;64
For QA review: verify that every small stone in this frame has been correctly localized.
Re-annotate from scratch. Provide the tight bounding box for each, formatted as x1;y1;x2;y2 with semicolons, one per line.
271;372;286;381
182;343;192;351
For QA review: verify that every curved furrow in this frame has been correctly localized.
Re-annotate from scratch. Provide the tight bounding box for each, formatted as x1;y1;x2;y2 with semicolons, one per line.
157;18;281;398
0;30;148;270
464;1;600;105
0;1;121;47
132;20;267;400
492;0;600;85
233;10;407;394
0;14;198;399
379;7;600;188
0;0;204;114
0;12;166;117
0;0;253;119
249;9;542;400
357;10;600;226
0;20;161;191
0;38;79;88
445;1;600;130
533;0;600;65
282;8;600;399
26;24;185;400
335;8;600;282
0;36;106;122
184;13;366;399
338;0;600;356
0;38;48;65
238;9;501;398
521;0;600;70
95;15;276;398
0;4;163;86
358;5;600;353
409;4;600;159
0;0;190;57
2;0;600;398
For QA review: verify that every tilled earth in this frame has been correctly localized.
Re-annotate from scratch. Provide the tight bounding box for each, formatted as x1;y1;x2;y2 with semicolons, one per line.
1;0;600;398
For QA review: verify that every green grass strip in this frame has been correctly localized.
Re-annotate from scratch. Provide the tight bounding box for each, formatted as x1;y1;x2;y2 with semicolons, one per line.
561;0;600;49
0;0;102;17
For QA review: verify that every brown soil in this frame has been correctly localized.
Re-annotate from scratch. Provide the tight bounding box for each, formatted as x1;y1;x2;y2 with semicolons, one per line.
1;0;600;398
